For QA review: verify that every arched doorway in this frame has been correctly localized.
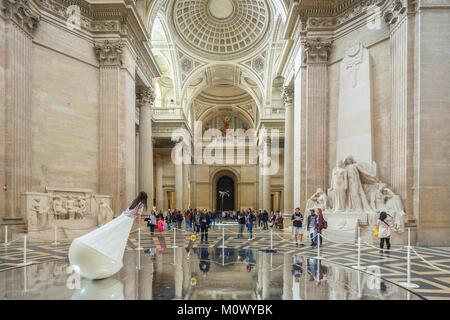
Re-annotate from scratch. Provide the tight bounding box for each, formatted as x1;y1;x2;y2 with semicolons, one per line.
216;176;235;211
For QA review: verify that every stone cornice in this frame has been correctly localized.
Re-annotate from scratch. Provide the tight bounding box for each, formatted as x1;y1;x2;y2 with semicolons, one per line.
1;0;40;34
33;0;160;80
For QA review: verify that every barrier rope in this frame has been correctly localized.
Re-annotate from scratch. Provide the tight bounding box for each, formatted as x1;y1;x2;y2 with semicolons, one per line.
411;247;450;273
363;241;405;253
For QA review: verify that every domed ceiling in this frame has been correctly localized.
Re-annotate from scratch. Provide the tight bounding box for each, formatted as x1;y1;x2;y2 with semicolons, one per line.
171;0;271;60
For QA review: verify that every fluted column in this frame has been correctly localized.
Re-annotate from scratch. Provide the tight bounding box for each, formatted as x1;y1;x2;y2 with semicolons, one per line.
282;86;294;213
385;0;414;215
137;86;155;203
174;141;183;210
155;154;164;211
2;0;39;219
96;40;136;213
303;38;331;199
282;253;293;300
261;137;272;211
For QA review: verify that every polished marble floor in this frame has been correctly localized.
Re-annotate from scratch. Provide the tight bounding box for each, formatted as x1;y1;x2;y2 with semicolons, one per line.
0;225;449;300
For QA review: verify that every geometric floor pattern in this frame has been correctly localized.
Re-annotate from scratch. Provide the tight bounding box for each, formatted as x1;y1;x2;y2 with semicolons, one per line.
1;226;450;300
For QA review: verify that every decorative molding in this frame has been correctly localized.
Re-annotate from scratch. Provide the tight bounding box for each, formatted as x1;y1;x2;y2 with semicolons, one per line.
1;0;40;33
94;39;125;66
383;0;410;28
302;38;332;64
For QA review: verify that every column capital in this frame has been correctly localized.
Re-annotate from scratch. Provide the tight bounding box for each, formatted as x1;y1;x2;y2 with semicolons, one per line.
136;86;156;108
281;85;294;105
302;38;332;64
1;0;40;34
94;40;125;67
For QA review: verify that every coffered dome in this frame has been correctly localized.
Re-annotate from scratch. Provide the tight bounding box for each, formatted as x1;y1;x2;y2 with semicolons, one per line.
171;0;271;60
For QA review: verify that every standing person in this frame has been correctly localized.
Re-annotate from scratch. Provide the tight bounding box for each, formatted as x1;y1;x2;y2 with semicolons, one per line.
145;211;157;234
246;210;256;240
378;211;391;251
256;210;261;229
166;209;172;231
237;211;246;239
211;210;216;229
200;210;211;244
307;209;318;247
292;208;304;247
269;212;276;229
194;210;201;234
261;210;269;230
184;210;191;231
316;208;325;247
157;216;165;232
177;210;183;230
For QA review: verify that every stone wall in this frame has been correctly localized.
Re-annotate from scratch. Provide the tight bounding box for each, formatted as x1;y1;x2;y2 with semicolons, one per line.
31;20;99;193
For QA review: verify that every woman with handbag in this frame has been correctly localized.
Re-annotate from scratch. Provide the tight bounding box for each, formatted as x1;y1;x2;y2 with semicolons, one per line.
378;211;392;250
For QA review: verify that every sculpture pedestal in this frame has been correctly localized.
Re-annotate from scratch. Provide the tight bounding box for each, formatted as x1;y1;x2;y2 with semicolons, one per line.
322;211;415;245
322;212;368;243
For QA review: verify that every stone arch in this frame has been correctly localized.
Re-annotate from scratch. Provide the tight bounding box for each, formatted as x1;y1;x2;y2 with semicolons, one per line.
210;168;240;211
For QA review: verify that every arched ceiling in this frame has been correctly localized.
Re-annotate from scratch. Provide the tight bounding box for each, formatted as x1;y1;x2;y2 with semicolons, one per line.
170;0;272;61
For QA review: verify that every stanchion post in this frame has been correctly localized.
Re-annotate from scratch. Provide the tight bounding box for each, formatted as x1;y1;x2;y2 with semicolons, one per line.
270;228;273;250
53;225;59;246
19;235;32;267
4;226;9;246
400;228;419;288
222;227;225;266
352;227;366;270
136;222;143;251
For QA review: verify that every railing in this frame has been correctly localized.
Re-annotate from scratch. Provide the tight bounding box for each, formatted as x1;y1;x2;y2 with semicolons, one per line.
152;107;184;119
262;107;285;119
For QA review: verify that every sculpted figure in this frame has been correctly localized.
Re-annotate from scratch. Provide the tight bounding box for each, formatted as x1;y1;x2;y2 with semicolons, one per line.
52;196;67;220
343;155;377;211
370;183;406;232
29;198;49;228
98;200;114;226
306;188;330;211
329;160;348;211
76;196;88;219
66;196;78;219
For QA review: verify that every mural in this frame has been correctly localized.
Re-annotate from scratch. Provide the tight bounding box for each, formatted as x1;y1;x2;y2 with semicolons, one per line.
203;114;248;135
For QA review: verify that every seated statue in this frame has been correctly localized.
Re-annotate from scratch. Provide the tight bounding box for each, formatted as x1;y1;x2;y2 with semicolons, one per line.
369;183;406;232
306;188;330;211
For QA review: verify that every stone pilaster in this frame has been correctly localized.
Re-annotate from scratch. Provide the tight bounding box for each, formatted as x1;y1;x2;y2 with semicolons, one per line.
282;85;294;213
174;141;183;210
137;85;155;204
1;0;39;220
155;154;164;211
302;38;331;200
261;136;272;212
96;39;135;213
385;0;415;215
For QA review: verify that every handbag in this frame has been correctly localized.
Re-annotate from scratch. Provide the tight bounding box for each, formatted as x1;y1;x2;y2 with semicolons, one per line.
373;224;379;237
323;220;328;229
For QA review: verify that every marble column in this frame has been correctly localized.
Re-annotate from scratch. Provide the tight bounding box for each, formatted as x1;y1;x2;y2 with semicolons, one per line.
261;137;272;212
385;0;414;215
138;258;154;299
302;38;332;199
155;154;164;211
261;252;270;299
282;85;294;214
174;142;183;210
183;162;190;209
137;86;155;203
282;253;293;300
174;247;183;299
1;0;39;219
96;40;136;213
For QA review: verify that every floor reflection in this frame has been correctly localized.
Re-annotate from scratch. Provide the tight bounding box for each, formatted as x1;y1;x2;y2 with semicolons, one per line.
0;245;422;300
